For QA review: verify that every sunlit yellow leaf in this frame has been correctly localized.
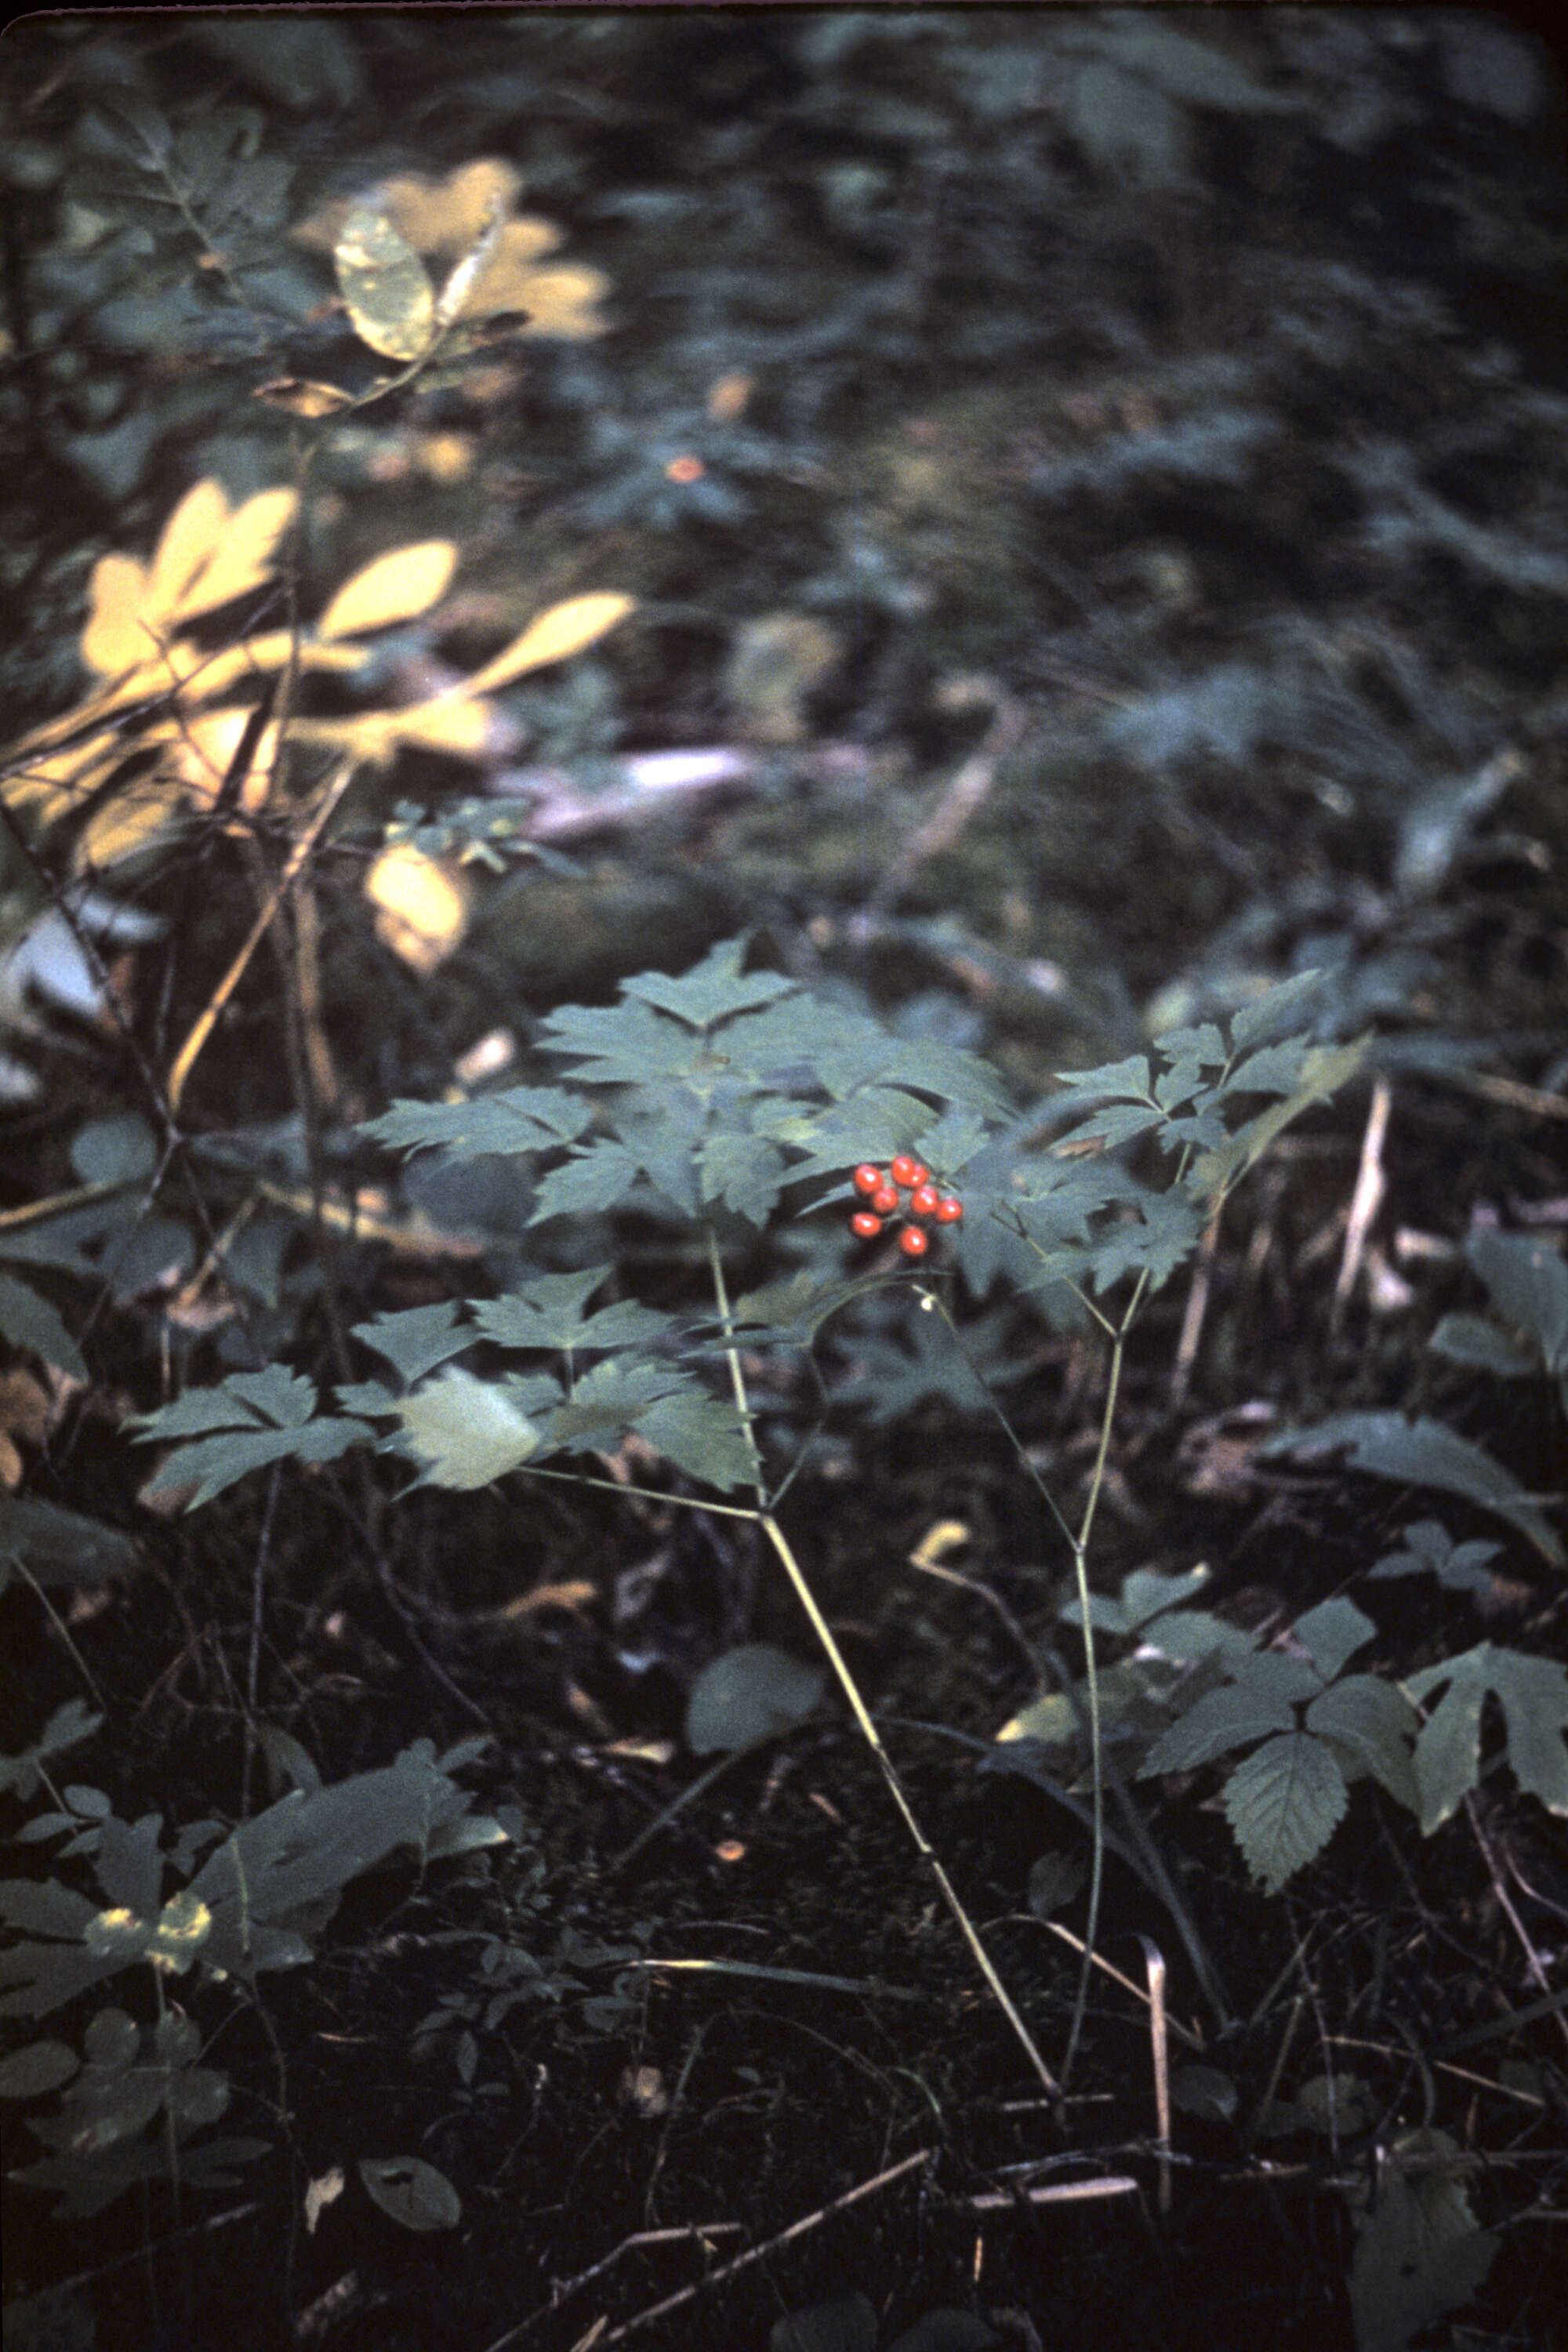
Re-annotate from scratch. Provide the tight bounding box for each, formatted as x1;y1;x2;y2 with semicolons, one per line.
182;633;365;705
365;843;472;974
165;487;296;623
378;158;526;256
457;221;568;320
462;593;634;697
171;709;279;813
253;376;358;419
81;553;154;677
389;698;495;756
78;764;187;870
317;542;457;640
145;479;230;624
509;263;609;339
336;206;435;361
2;732;125;829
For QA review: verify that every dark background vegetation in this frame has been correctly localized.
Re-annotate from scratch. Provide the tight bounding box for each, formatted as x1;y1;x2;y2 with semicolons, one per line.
2;11;1566;2350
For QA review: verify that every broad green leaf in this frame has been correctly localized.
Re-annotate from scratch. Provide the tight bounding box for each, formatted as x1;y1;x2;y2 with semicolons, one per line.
1171;2064;1238;2122
1292;1597;1375;1684
538;997;710;1087
1061;1563;1213;1636
394;1370;541;1488
0;1501;136;1592
1348;2128;1498;2352
317;542;456;639
335;206;434;360
359;2154;461;2231
1139;1674;1308;1777
1053;1054;1152;1099
0;2040;80;2098
0;1273;88;1381
1428;1313;1537;1378
528;1140;647;1223
1222;1731;1347;1894
686;1645;826;1754
1466;1228;1568;1375
1260;1412;1564;1566
1406;1644;1568;1831
1307;1675;1420;1813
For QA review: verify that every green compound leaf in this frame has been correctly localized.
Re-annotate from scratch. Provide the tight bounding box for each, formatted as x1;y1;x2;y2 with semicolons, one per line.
362;1084;589;1160
132;1368;374;1511
620;934;799;1029
335;205;434;361
1405;1643;1568;1831
1348;2128;1498;2352
1222;1731;1348;1895
0;1272;88;1381
1305;1675;1420;1813
474;1267;671;1353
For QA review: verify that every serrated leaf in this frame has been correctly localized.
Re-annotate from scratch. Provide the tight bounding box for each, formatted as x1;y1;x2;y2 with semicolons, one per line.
685;1645;826;1754
363;1084;588;1159
351;1300;470;1386
1260;1412;1563;1566
633;1386;759;1493
1223;1732;1348;1894
317;542;456;639
528;1140;644;1223
1054;1054;1152;1100
358;2154;461;2231
474;1269;670;1354
1139;1676;1305;1777
1406;1643;1568;1831
335;205;435;360
622;935;798;1029
1228;971;1325;1051
394;1369;541;1488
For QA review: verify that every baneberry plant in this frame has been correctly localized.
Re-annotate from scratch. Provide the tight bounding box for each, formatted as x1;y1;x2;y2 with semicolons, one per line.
129;934;1377;2094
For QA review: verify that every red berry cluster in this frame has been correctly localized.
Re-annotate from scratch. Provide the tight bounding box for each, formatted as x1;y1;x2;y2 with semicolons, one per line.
850;1155;964;1258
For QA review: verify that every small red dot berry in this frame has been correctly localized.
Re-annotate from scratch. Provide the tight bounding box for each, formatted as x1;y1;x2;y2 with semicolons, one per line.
889;1153;919;1189
934;1196;964;1224
854;1163;884;1196
869;1182;900;1214
908;1183;941;1219
908;1163;931;1189
899;1225;930;1258
851;1211;884;1240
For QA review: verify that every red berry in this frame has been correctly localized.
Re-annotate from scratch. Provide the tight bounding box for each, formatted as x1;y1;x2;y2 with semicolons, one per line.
851;1211;884;1239
890;1153;919;1188
909;1183;941;1218
854;1163;884;1196
869;1182;900;1214
908;1163;931;1189
899;1225;930;1258
934;1196;964;1224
